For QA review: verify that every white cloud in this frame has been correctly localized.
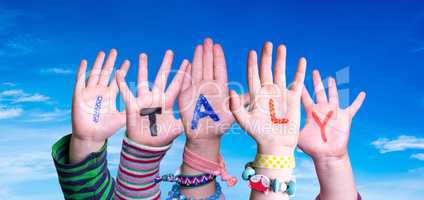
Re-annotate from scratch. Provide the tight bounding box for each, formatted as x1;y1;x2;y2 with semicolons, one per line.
41;67;73;75
2;82;16;86
371;135;424;153
0;107;22;119
410;153;424;161
0;89;25;96
0;89;50;103
13;93;50;103
0;34;44;57
26;108;70;122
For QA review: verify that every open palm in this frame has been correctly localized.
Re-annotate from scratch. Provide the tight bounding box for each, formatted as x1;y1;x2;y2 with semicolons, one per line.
299;70;366;159
117;50;189;147
72;49;128;142
230;42;307;152
179;38;246;140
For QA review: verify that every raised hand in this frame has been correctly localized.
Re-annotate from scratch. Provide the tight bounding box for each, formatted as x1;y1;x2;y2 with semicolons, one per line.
179;38;246;146
70;49;128;163
116;50;189;147
298;70;366;160
230;42;307;155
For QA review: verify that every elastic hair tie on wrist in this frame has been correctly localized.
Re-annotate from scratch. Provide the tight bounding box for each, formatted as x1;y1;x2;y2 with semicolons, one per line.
183;147;238;187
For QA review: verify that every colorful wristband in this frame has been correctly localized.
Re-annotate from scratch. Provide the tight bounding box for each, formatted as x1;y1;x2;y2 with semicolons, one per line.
166;181;224;200
252;154;295;169
242;162;296;197
154;173;216;188
183;147;237;187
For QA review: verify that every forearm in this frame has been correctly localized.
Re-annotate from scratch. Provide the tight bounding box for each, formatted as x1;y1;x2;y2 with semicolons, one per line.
180;138;221;198
249;145;294;200
314;154;358;200
69;133;104;164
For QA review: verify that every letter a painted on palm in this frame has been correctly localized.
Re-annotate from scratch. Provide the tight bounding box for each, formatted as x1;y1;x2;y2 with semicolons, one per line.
191;94;220;130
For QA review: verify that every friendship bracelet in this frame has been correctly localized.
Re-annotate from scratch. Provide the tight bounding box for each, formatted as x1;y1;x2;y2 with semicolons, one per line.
242;162;296;196
183;147;237;187
154;173;216;188
252;154;296;169
166;181;224;200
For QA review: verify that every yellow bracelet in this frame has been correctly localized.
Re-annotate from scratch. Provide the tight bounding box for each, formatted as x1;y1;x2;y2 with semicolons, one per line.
252;154;296;169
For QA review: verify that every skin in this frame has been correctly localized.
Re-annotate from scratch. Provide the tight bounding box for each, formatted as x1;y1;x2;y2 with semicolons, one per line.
230;42;307;200
178;38;249;198
116;50;189;146
70;49;129;163
299;70;366;200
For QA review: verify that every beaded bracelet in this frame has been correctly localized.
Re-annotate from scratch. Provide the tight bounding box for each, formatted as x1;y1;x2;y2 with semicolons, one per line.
155;173;216;188
242;162;296;196
166;181;223;200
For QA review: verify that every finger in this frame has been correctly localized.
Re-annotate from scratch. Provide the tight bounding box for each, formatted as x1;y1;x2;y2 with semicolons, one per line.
137;53;149;95
213;44;228;83
74;59;87;93
347;91;366;117
274;44;287;88
116;69;137;112
260;41;273;86
301;85;314;113
229;90;251;129
165;59;189;108
191;45;203;83
248;50;260;99
328;77;339;106
87;51;106;87
181;63;192;91
153;50;174;96
203;38;214;80
291;57;307;93
110;60;130;93
99;49;117;86
312;70;328;103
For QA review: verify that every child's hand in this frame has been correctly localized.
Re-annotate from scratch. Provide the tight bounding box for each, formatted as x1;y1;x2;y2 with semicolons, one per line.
298;70;366;161
116;50;189;147
178;38;246;156
70;49;129;163
230;42;307;155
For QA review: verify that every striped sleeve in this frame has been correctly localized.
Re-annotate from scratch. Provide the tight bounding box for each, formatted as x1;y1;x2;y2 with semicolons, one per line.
52;134;115;200
115;136;171;200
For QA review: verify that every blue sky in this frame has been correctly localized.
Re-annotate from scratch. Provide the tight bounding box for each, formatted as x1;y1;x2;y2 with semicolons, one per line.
0;0;423;199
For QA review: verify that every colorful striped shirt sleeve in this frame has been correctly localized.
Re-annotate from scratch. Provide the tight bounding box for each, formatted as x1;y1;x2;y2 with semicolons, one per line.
115;136;171;200
52;134;115;200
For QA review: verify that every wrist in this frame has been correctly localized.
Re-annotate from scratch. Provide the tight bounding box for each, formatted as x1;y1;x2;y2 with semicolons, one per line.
313;153;350;171
184;138;221;162
69;134;105;163
257;143;295;156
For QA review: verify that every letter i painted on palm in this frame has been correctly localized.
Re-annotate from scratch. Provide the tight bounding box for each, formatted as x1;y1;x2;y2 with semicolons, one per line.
191;94;220;130
311;110;334;142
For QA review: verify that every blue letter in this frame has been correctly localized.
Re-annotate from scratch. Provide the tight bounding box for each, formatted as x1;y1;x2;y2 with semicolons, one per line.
191;94;220;129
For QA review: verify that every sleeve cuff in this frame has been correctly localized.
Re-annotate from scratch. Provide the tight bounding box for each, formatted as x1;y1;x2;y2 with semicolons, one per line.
116;135;170;199
51;134;114;199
